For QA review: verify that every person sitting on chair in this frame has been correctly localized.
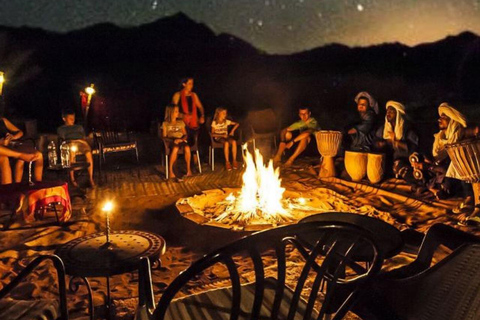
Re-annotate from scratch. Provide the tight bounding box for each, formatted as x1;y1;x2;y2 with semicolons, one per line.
162;105;192;180
211;107;240;171
0;145;38;184
272;106;320;167
371;101;418;178
57;110;95;187
346;91;379;151
0;114;43;183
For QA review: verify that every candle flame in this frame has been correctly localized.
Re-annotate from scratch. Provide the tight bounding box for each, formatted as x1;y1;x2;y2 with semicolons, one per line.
102;201;114;213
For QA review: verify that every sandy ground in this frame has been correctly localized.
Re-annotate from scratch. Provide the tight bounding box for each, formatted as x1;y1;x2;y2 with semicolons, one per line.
0;156;476;319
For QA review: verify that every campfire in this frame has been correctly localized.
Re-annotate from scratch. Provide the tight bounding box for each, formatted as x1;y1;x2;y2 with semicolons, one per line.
176;147;338;229
215;148;292;223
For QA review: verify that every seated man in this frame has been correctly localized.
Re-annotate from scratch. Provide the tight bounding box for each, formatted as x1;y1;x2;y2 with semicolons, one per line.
272;106;320;167
410;103;466;199
346;91;378;151
371;101;418;177
0;115;43;183
0;145;38;184
57;110;95;187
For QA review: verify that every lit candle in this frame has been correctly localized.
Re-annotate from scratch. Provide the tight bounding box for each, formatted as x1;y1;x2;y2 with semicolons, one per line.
102;201;114;244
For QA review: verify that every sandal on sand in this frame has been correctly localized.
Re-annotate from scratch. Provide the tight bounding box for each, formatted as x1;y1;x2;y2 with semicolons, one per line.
452;202;474;214
458;216;480;226
466;216;480;225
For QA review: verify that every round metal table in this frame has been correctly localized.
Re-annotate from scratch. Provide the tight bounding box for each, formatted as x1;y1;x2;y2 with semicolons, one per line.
55;230;166;320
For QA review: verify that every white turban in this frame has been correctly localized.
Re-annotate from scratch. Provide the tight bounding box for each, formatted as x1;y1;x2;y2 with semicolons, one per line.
383;101;405;141
433;103;467;178
354;91;379;114
438;102;467;128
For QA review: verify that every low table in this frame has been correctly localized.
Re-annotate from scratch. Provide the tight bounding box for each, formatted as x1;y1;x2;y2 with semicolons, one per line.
0;181;72;225
47;162;90;182
55;230;166;320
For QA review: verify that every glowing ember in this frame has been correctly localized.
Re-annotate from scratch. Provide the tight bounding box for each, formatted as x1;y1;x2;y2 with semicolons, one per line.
215;147;293;223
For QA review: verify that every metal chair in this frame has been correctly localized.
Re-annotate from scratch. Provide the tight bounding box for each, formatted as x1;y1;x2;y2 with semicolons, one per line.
244;108;279;150
0;255;68;320
353;223;480;320
162;132;202;179
93;130;139;164
135;222;384;320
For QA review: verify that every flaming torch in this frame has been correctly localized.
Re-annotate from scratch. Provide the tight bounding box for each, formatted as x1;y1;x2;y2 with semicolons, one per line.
83;84;95;131
0;71;5;96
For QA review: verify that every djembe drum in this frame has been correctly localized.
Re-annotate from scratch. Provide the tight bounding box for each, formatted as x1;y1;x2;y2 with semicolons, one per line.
367;153;385;184
315;131;342;178
345;151;368;182
445;139;480;207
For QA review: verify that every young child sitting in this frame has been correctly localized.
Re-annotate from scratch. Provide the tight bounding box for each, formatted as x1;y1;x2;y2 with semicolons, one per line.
162;105;192;180
57;110;95;187
211;107;240;171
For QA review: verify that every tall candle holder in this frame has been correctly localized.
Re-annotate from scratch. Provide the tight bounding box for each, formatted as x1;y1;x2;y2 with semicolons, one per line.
101;201;114;249
28;161;34;186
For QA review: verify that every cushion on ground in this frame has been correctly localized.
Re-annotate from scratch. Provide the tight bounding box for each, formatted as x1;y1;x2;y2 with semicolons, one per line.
164;278;315;320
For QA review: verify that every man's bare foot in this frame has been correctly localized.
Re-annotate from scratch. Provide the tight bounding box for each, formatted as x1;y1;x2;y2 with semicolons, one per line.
89;179;96;188
452;198;474;214
458;206;480;225
169;172;176;180
71;180;79;188
284;160;294;168
186;171;193;177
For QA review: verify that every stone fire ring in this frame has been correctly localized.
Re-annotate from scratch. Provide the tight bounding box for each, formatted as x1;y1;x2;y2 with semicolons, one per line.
176;187;347;232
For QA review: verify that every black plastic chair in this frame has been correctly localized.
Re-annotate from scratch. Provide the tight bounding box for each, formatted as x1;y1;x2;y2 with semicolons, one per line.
354;223;480;320
0;254;68;320
244;108;279;151
135;222;384;320
93;130;139;164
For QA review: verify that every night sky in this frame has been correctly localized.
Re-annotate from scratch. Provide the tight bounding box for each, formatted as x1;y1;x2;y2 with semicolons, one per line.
1;0;480;53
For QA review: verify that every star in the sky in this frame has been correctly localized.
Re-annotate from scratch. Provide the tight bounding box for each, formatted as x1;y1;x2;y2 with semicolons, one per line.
0;0;480;54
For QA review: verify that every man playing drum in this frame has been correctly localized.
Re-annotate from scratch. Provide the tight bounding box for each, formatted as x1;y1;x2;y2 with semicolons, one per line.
272;106;320;167
371;101;418;178
410;103;467;200
346;91;379;152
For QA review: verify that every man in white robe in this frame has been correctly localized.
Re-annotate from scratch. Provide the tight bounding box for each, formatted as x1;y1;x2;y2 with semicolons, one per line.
411;103;466;200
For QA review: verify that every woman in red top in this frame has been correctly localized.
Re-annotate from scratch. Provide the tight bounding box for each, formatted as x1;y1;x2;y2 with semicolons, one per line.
171;78;205;145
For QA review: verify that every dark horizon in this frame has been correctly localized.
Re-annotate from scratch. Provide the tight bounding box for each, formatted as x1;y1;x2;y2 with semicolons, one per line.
2;1;480;54
0;12;479;158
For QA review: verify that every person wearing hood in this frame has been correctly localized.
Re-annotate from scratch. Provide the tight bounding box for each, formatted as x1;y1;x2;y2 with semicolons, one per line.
346;91;379;151
372;100;419;177
411;103;466;200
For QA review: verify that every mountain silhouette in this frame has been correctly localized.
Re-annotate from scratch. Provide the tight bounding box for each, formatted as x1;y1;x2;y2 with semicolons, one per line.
0;13;479;137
